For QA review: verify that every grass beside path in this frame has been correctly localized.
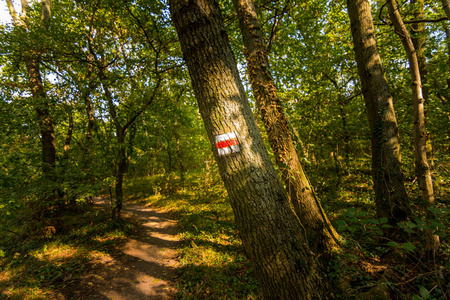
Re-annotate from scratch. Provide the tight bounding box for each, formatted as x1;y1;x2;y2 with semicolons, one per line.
125;174;261;299
0;173;261;300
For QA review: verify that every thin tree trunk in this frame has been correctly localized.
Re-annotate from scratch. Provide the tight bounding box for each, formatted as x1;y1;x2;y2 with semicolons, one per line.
126;123;136;173
98;63;160;221
100;76;125;221
387;0;439;251
84;55;96;144
174;120;185;184
163;135;172;174
63;112;74;159
169;0;325;298
115;132;127;221
174;89;186;184
339;105;351;163
232;0;340;254
347;0;410;236
411;0;429;102
7;0;57;198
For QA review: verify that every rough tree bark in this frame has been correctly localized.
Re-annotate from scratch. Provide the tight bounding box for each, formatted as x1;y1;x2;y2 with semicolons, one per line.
169;0;325;298
387;0;439;251
232;0;340;254
347;0;410;234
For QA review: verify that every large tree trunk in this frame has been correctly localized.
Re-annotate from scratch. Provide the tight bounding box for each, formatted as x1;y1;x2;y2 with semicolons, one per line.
231;0;340;254
387;0;439;252
347;0;410;235
169;0;325;298
25;58;57;181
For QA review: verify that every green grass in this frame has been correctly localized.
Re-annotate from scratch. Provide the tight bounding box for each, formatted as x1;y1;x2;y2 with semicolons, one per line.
125;173;261;299
1;167;448;299
0;207;137;299
125;168;449;299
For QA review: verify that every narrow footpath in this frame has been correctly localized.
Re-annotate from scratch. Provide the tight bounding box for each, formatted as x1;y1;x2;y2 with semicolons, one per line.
66;200;180;300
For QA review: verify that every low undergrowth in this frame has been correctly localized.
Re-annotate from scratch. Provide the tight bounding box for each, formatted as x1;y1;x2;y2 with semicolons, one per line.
1;168;448;299
0;206;137;299
127;169;449;300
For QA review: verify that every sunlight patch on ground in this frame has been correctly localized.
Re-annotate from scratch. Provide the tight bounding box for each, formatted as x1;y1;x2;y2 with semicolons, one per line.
29;243;77;262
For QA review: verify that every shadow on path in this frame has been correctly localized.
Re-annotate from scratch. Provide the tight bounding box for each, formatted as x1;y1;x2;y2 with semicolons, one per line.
65;200;180;300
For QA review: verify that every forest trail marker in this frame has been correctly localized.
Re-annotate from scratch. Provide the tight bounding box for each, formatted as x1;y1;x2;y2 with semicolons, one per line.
215;132;240;156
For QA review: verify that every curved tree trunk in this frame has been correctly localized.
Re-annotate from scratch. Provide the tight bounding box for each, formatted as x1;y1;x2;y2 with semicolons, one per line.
387;0;439;252
347;0;410;236
231;0;340;254
169;0;326;298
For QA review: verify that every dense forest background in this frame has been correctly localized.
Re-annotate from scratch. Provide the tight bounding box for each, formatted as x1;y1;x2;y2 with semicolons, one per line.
0;0;449;299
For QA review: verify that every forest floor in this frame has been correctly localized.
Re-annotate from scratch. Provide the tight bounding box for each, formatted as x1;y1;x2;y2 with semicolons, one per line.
61;198;181;299
1;175;447;299
0;175;260;300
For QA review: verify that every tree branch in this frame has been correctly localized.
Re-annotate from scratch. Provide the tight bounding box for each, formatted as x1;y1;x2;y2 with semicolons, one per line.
122;78;162;133
376;16;448;26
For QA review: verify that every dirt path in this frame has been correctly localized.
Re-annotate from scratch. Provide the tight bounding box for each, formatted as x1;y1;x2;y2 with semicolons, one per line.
65;201;180;299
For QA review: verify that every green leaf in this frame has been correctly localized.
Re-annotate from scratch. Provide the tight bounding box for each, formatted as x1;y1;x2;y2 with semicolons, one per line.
379;217;388;224
411;295;422;300
335;220;347;226
345;208;356;217
428;207;443;215
419;286;431;299
356;211;367;217
429;220;446;229
397;222;407;229
368;218;379;224
402;242;416;252
405;221;417;228
387;241;399;248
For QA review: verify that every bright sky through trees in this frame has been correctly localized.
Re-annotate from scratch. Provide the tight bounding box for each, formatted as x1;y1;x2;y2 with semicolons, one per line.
0;1;15;24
